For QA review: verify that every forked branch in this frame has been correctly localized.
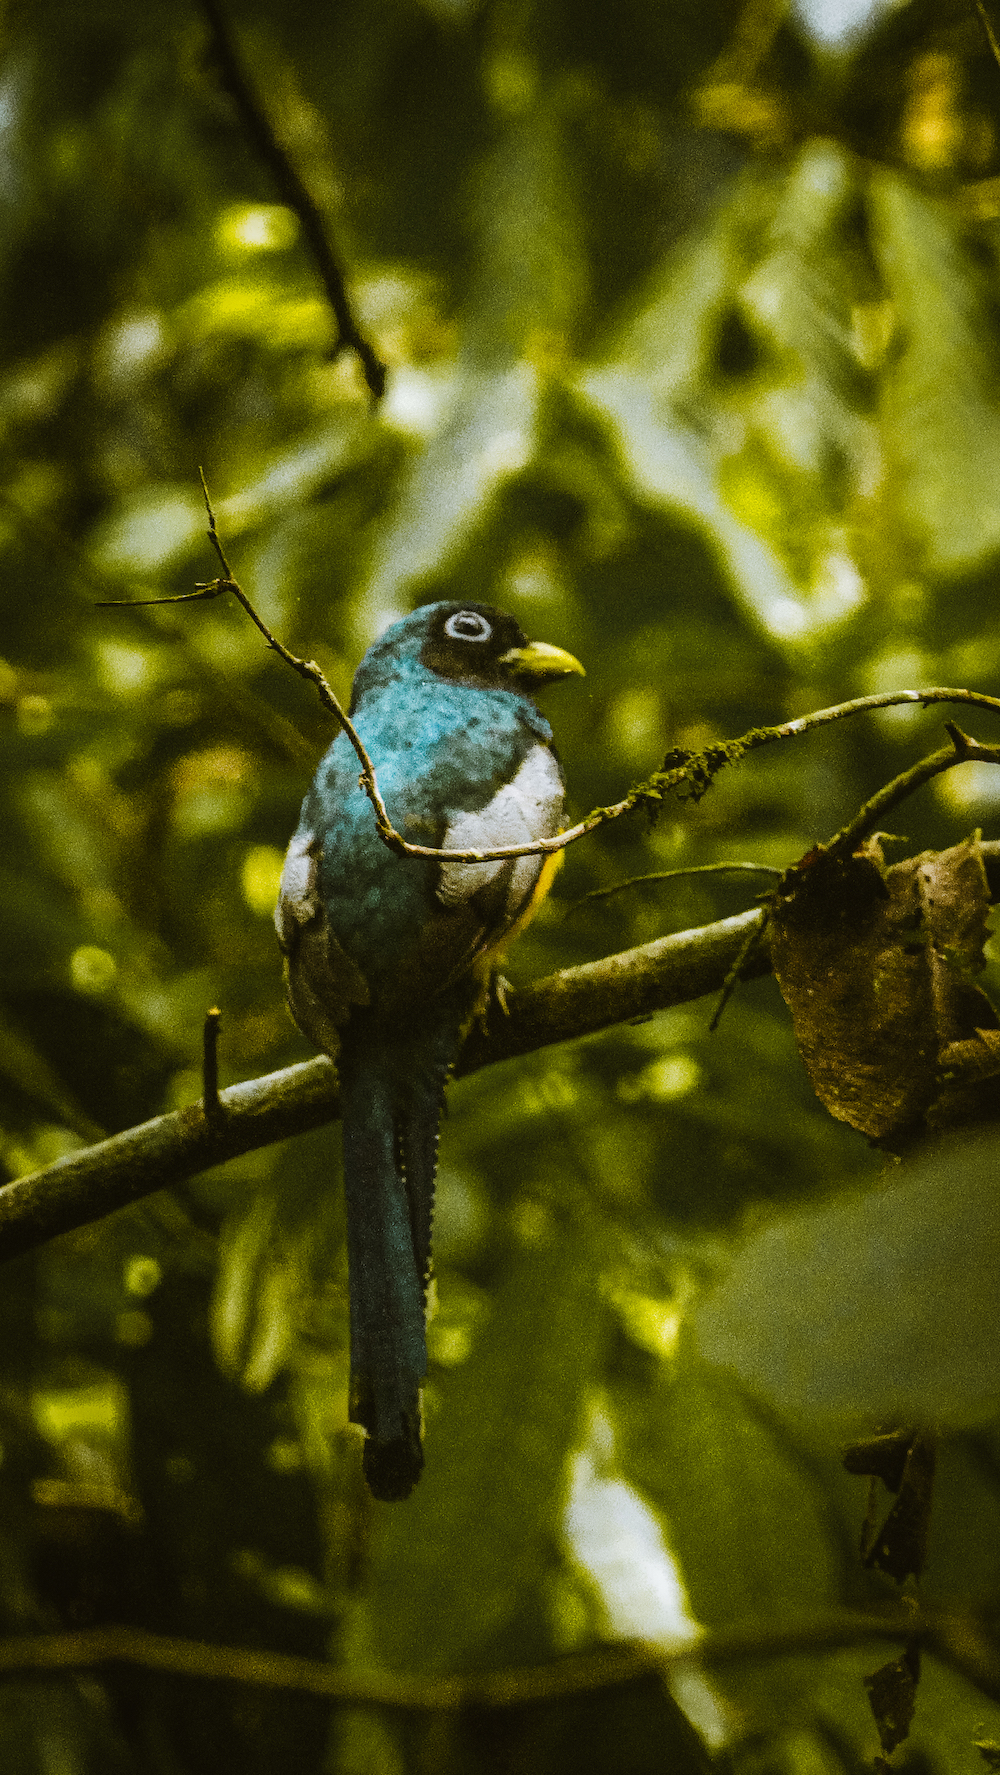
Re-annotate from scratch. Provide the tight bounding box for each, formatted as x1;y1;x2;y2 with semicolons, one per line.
98;495;1000;868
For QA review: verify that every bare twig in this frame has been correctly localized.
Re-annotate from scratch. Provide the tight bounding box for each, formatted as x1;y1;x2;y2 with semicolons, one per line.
825;726;1000;860
709;907;773;1033
13;498;315;764
973;0;1000;74
198;0;386;400
322;687;1000;865
202;1008;222;1120
98;491;1000;866
0;1604;995;1707
97;477;407;852
98;483;403;833
706;730;1000;1027
567;862;783;916
378;686;1000;864
100;512;1000;865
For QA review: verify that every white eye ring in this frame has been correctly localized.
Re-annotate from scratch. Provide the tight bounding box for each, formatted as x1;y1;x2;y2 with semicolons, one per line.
443;610;492;643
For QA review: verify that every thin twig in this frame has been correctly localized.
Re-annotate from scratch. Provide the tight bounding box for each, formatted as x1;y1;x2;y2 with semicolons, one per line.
0;1605;994;1707
709;731;1000;1024
567;862;784;916
973;0;1000;73
191;474;405;850
365;686;1000;863
100;492;1000;865
826;726;1000;860
198;0;386;400
709;907;772;1033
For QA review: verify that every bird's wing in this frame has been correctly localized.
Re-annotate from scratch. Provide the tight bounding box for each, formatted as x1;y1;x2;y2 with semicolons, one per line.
413;742;565;990
276;828;369;1053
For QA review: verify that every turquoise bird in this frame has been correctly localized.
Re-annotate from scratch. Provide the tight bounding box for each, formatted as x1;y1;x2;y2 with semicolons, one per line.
276;602;583;1500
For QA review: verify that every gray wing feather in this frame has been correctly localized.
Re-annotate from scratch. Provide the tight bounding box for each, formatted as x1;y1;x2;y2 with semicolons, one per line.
276;829;369;1052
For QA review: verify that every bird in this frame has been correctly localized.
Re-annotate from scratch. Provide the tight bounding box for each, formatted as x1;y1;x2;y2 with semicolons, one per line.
275;600;584;1501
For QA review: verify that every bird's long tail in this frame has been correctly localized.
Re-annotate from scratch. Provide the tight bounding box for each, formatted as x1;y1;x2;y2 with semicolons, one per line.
338;996;468;1501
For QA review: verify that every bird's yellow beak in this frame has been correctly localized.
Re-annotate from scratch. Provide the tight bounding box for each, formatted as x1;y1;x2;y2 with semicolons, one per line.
499;639;586;682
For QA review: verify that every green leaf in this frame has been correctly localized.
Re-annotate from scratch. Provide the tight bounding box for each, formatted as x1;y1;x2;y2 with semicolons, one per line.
360;102;587;619
211;1129;347;1393
580;159;835;643
344;1208;605;1677
610;1335;843;1729
870;169;1000;574
695;1130;1000;1424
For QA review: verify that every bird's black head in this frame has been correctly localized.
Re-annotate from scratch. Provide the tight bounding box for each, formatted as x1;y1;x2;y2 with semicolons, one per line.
350;600;584;708
422;600;585;691
421;601;525;683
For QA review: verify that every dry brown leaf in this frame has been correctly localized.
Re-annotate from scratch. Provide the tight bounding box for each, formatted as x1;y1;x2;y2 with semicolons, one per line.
769;837;998;1144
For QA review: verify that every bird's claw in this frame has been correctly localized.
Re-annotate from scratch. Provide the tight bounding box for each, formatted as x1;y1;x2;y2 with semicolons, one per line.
485;970;514;1026
493;972;513;1016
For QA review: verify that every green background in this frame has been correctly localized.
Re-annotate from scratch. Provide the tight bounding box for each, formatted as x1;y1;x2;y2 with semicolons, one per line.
2;0;1000;1768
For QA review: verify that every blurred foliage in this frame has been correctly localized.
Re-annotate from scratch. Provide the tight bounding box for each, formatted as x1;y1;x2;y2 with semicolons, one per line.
3;0;1000;1769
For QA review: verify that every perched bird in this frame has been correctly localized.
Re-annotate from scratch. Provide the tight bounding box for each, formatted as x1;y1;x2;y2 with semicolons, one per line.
276;601;583;1501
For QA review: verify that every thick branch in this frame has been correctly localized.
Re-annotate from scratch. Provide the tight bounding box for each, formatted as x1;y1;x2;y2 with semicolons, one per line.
0;911;767;1261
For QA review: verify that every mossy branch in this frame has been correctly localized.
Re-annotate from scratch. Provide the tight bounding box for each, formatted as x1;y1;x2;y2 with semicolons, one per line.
0;910;767;1262
98;495;1000;867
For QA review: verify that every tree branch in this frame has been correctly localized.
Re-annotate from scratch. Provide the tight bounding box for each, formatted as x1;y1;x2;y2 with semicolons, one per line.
198;0;387;400
8;824;1000;1261
0;910;767;1262
972;0;1000;76
826;726;1000;859
100;498;1000;867
566;862;784;915
0;1603;995;1707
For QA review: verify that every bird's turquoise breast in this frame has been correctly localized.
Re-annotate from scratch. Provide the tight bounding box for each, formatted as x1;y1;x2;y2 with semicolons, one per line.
303;670;553;974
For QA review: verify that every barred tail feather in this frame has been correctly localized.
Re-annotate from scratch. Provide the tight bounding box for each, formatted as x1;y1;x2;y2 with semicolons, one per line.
338;990;475;1502
398;1004;468;1296
339;1037;427;1502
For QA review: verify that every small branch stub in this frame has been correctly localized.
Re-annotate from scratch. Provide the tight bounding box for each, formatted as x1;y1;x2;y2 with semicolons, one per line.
202;1008;222;1120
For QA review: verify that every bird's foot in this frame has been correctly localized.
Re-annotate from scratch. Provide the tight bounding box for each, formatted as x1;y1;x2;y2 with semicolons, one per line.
473;970;513;1032
492;972;513;1016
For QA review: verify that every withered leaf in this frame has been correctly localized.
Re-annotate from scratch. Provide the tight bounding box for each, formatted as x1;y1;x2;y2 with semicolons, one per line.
855;1429;936;1582
865;1638;921;1756
769;838;998;1143
916;840;995;1042
842;1428;914;1493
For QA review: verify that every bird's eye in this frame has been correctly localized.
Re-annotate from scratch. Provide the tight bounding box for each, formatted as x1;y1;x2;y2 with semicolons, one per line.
443;610;492;643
